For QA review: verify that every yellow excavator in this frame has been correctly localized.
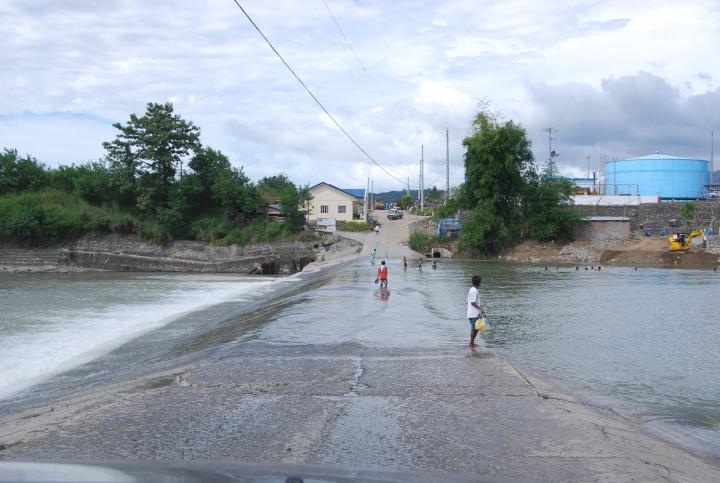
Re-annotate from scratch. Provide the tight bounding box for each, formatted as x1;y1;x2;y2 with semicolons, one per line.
668;229;706;252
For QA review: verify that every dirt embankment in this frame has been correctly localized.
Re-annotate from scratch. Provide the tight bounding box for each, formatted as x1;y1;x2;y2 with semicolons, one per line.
496;237;720;269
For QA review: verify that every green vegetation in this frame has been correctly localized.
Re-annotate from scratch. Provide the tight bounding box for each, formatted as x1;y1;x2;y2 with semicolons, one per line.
336;220;373;232
458;110;583;255
398;194;413;210
680;201;697;227
426;186;441;201
408;230;429;252
0;103;310;247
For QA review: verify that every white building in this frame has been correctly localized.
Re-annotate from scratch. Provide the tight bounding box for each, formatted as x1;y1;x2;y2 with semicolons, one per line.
308;182;366;222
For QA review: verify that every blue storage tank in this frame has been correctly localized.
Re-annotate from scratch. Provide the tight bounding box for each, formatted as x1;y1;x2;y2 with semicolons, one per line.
604;153;710;199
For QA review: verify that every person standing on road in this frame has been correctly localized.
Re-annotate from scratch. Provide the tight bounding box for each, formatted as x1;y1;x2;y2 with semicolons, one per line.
377;260;389;289
374;224;380;236
467;275;486;348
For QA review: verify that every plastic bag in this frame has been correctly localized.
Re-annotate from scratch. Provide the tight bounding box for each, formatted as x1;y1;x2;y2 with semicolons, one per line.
374;277;379;284
474;317;486;332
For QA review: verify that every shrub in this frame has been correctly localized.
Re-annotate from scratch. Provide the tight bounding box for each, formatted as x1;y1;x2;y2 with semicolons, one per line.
408;230;429;252
218;219;288;246
0;189;134;247
336;220;373;232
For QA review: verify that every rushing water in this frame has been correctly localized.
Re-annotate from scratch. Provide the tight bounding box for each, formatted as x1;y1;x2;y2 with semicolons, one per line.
1;260;718;458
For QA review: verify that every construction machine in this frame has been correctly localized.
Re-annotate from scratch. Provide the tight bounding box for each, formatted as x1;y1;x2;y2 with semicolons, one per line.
667;229;706;252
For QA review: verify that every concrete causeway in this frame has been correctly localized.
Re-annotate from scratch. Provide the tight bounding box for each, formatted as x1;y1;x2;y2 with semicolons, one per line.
1;343;719;482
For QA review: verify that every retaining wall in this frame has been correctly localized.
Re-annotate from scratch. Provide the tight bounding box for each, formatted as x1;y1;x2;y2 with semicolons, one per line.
0;234;316;274
575;200;720;234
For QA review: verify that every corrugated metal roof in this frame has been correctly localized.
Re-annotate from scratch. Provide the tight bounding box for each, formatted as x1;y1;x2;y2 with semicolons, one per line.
309;182;365;199
584;216;630;221
341;188;365;198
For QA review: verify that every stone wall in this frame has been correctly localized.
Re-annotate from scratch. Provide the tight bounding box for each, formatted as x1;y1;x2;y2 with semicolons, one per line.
575;220;630;240
0;234;316;274
576;200;720;233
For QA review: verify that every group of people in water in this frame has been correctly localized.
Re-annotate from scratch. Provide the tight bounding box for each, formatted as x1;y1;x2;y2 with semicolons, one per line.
370;249;439;285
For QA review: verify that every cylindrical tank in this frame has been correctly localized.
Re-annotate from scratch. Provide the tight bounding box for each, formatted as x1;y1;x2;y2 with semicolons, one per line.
604;153;710;199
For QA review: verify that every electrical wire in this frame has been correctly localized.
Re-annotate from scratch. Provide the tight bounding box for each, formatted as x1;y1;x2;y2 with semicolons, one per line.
321;0;397;119
231;0;416;189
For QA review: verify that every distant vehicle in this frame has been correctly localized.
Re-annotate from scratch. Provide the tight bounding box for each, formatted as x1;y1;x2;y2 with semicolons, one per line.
668;229;705;252
387;208;404;220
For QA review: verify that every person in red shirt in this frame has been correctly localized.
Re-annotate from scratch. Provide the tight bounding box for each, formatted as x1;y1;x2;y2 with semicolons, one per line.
377;260;389;289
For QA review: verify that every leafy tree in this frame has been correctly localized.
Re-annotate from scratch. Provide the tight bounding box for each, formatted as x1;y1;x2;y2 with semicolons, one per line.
102;102;201;210
680;201;696;228
459;110;582;254
522;161;583;241
0;148;49;194
49;162;113;205
257;175;310;229
460;112;534;253
399;194;413;210
427;186;441;201
184;147;259;217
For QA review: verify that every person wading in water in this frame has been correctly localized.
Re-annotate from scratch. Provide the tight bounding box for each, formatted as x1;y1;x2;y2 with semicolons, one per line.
466;275;486;348
377;260;389;289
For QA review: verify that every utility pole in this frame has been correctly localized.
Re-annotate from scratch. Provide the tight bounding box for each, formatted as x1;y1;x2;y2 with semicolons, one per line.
586;156;591;179
542;127;553;161
445;128;450;203
542;127;558;165
370;180;374;217
406;176;410;196
420;144;425;212
364;177;369;221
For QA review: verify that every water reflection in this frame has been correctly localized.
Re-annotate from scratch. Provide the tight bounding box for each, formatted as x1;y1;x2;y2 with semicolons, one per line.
256;259;720;456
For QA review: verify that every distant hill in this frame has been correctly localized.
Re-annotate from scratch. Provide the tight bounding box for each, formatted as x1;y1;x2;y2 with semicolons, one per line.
373;189;446;204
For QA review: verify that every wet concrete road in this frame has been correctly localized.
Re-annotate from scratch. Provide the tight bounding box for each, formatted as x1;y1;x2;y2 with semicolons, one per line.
2;342;719;482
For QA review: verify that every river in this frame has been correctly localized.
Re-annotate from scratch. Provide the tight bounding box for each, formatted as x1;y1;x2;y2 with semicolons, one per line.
0;259;718;458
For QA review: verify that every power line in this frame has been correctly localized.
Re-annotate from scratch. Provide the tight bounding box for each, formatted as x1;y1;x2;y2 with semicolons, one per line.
231;0;415;189
321;0;397;119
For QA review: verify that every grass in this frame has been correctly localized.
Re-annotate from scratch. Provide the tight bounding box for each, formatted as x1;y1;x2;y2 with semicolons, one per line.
218;219;289;247
0;189;140;247
336;220;373;232
408;230;430;252
0;189;312;248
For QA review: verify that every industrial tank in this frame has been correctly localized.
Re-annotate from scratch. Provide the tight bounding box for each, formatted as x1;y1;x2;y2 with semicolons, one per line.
604;153;710;199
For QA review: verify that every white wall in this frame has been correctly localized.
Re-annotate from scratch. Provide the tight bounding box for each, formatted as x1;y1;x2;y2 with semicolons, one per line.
308;184;357;222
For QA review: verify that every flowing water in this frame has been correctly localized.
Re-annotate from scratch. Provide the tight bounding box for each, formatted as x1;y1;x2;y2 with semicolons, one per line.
0;260;718;458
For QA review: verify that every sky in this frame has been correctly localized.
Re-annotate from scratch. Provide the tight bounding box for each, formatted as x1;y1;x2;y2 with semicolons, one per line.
2;0;720;192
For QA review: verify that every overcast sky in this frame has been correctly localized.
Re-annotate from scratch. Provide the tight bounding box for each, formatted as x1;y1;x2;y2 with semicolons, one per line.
2;0;720;192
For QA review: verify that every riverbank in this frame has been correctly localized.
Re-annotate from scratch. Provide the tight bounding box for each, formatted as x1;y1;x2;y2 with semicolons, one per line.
0;233;362;274
495;236;720;269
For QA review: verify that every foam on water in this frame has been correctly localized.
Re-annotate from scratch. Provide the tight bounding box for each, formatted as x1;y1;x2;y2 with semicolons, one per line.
0;274;280;400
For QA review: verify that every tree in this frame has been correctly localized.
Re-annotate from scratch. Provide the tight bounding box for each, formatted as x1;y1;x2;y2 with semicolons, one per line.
399;194;413;210
427;186;441;201
0;149;49;194
459;110;582;254
680;201;697;228
460;111;534;253
103;102;201;210
257;175;311;229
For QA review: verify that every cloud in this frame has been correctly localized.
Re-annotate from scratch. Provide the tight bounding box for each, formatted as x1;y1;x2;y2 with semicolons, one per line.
1;1;720;190
524;72;720;175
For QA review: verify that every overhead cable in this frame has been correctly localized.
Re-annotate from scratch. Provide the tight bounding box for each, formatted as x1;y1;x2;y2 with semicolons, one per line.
231;0;415;189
